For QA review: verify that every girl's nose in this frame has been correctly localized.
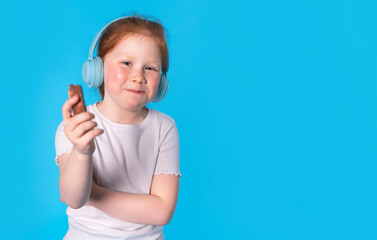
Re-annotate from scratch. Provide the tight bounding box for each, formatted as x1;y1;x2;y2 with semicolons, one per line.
131;69;146;84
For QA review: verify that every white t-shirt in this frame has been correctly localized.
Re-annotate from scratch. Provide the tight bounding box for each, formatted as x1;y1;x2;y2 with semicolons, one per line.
54;102;181;240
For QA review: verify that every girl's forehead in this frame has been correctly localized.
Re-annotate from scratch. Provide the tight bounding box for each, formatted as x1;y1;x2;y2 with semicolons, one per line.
118;34;157;47
107;35;161;62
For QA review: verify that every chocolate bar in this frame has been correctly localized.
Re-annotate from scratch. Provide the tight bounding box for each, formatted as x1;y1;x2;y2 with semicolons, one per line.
68;84;86;115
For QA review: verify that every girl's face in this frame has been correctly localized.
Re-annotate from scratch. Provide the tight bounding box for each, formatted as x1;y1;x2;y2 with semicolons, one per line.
102;35;162;111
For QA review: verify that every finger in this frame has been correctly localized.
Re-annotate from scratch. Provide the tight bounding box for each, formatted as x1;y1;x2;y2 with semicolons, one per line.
77;128;104;145
62;95;79;121
64;112;95;133
71;120;98;139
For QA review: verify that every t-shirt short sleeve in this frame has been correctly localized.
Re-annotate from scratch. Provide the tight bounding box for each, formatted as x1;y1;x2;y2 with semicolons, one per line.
54;121;73;165
154;119;181;177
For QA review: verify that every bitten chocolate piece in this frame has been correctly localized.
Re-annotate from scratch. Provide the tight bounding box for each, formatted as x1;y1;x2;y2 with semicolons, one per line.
68;84;86;115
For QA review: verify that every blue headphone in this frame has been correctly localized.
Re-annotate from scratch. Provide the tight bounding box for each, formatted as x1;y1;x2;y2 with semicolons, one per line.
82;17;169;103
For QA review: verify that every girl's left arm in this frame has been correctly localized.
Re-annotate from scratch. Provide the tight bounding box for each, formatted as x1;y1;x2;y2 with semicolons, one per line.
87;174;179;226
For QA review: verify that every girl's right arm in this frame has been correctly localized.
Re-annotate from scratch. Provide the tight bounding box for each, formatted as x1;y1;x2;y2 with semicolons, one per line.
57;95;104;209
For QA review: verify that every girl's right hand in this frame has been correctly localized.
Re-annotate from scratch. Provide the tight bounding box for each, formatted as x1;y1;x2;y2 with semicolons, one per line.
62;95;104;155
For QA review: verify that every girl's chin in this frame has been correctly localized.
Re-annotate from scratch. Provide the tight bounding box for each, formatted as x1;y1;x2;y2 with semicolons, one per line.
121;101;148;111
106;94;152;111
125;97;153;106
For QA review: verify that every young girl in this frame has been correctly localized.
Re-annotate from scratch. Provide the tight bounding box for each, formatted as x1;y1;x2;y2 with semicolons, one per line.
55;15;181;240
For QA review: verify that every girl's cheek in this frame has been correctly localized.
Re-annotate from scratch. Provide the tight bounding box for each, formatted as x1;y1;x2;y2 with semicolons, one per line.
116;71;125;80
114;66;130;80
106;66;126;83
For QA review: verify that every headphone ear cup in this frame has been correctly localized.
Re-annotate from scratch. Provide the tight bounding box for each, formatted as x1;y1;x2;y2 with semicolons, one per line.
153;74;169;103
82;56;104;88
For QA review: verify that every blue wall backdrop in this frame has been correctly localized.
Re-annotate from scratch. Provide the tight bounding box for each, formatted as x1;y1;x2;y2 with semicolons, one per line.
1;0;376;239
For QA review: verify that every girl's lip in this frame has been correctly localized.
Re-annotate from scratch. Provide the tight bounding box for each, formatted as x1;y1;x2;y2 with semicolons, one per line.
126;89;145;94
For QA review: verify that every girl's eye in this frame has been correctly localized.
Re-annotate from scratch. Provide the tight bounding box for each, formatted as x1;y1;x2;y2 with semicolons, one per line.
146;67;157;71
123;61;131;66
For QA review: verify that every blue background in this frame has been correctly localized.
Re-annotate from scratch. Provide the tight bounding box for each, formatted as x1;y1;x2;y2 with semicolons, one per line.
1;0;376;239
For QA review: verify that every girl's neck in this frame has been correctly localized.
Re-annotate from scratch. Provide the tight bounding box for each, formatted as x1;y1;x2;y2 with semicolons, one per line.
96;100;148;125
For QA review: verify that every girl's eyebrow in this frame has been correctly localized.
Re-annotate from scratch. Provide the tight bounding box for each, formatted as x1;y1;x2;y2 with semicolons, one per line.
119;54;159;64
147;61;161;66
120;54;137;60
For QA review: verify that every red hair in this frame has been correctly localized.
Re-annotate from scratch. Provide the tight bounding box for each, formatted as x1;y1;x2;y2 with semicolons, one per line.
97;14;169;99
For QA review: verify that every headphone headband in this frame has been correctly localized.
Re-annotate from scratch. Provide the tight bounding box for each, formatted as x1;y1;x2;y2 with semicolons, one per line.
88;16;130;59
